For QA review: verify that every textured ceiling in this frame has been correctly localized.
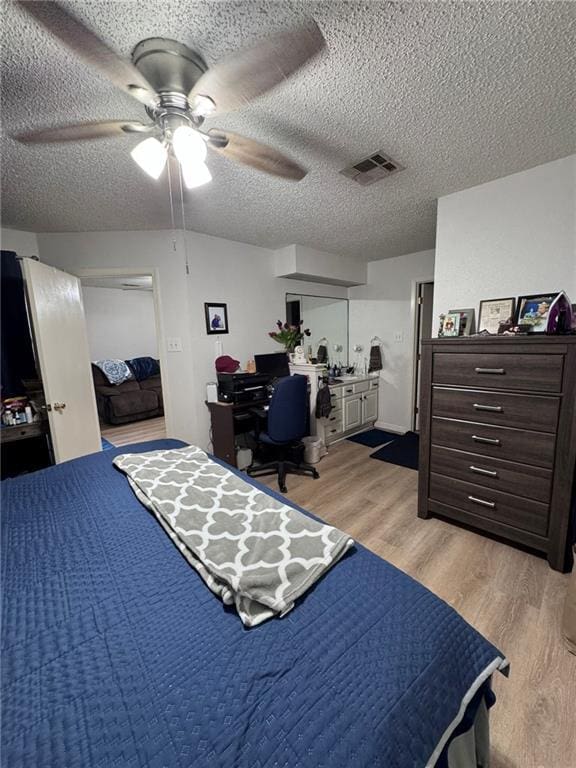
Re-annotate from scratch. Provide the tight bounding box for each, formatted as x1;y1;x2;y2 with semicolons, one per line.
1;1;575;262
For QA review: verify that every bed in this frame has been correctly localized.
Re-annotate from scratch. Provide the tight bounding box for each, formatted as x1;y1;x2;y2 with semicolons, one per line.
1;439;507;767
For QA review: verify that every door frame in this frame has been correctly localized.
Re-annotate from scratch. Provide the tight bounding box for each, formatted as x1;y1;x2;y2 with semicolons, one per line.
72;267;169;432
409;279;434;433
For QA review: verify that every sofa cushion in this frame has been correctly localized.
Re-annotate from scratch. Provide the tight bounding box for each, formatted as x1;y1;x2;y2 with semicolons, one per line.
107;389;158;419
126;357;160;381
139;374;162;393
94;359;134;385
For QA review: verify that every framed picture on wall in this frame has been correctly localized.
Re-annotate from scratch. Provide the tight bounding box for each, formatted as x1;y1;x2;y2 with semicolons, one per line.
515;293;558;333
204;302;229;335
478;297;516;335
448;308;475;336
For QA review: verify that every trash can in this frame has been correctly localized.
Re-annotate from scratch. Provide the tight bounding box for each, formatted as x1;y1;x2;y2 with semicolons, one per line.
302;436;324;464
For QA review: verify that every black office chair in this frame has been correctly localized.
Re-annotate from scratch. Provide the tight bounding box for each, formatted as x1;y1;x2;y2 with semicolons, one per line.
247;375;319;493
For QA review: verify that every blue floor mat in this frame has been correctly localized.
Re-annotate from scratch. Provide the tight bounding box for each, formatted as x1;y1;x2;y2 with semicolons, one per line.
347;429;399;448
101;437;115;450
370;431;419;470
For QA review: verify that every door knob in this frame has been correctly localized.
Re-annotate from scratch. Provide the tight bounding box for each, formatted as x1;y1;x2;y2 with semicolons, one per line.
53;402;67;412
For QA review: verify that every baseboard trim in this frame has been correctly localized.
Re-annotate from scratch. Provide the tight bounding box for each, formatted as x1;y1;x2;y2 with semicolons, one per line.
375;420;406;434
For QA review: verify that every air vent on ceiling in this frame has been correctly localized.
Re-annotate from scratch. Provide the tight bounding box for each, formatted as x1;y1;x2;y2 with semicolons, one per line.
340;151;404;186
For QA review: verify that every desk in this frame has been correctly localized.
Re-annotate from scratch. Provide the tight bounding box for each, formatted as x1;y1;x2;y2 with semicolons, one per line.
206;400;268;467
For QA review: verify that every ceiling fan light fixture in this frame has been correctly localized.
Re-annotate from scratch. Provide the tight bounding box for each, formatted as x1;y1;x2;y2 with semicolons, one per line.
193;94;216;117
130;137;167;179
172;125;207;166
182;161;212;189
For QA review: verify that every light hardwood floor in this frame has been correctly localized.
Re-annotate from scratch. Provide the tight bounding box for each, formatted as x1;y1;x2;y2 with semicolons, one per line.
100;416;166;447
262;440;576;768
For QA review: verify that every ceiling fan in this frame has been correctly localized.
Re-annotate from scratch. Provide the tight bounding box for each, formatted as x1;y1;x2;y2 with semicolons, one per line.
12;1;326;187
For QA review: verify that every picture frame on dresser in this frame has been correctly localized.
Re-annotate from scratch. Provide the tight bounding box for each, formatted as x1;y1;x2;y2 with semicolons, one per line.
448;308;475;336
515;293;558;333
478;297;516;335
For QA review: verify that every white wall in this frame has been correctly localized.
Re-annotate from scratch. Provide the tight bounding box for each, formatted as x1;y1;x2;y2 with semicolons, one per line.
1;227;39;258
349;249;435;433
81;286;158;361
434;155;576;320
186;231;348;446
37;229;348;449
37;230;194;442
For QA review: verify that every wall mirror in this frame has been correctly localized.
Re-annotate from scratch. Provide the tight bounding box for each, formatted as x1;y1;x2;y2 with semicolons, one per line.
286;294;349;365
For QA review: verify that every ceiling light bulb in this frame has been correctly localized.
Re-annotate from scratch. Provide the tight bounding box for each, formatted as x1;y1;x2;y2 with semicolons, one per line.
130;137;167;179
182;161;212;189
172;126;207;165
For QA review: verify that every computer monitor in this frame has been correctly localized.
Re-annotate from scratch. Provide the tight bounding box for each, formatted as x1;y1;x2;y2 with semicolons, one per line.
254;352;290;380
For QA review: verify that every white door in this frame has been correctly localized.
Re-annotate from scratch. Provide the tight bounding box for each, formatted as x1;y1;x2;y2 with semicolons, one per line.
362;391;378;423
22;259;101;463
344;395;362;431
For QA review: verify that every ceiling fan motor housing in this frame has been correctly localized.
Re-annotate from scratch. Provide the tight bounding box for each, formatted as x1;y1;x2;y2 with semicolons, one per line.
132;37;210;127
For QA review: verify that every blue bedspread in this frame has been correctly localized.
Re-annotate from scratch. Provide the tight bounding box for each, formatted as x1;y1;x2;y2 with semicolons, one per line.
1;440;506;767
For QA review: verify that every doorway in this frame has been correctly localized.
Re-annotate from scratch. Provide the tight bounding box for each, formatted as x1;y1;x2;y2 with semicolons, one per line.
412;281;434;432
78;272;167;448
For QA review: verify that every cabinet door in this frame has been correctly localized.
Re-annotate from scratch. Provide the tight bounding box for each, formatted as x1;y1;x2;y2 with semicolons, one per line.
344;395;362;430
362;391;378;423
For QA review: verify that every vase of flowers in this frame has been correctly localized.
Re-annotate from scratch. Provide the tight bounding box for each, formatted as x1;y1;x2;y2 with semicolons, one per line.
268;320;311;353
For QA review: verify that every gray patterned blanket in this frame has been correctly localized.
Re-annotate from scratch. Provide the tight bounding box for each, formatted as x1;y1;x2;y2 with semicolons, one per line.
113;445;354;627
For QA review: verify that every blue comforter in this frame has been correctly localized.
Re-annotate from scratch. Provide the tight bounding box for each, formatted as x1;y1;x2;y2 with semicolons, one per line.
1;440;506;767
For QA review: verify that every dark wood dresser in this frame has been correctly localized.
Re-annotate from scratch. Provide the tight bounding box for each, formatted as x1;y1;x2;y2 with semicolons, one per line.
418;336;576;571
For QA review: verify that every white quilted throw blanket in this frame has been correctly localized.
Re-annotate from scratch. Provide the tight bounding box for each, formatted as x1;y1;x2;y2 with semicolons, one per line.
113;445;354;627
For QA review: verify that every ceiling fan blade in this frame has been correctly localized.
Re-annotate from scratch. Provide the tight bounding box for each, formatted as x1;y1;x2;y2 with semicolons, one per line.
13;120;154;144
208;130;306;180
15;1;158;109
190;20;325;116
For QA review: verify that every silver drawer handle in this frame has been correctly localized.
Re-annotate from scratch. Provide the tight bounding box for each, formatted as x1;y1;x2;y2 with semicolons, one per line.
474;367;505;375
473;403;503;412
469;465;498;477
472;435;501;445
468;495;496;509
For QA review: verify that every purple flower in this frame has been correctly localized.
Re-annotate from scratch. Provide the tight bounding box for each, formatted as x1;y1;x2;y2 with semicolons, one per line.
276;320;283;329
304;328;311;336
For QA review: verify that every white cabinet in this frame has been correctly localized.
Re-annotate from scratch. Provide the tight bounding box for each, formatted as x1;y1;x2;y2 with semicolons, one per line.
362;390;378;422
317;375;379;446
344;395;362;431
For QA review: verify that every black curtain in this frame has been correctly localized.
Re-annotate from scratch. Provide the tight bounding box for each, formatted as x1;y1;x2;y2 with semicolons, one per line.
1;251;38;398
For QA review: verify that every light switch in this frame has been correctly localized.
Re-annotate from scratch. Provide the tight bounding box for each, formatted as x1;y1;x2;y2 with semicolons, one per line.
394;332;403;343
167;337;183;352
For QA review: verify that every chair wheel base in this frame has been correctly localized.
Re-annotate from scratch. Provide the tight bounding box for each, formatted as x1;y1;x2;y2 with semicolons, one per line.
312;469;319;479
280;484;287;494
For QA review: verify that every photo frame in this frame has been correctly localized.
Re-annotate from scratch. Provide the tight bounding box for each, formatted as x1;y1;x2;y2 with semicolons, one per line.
515;293;558;333
448;308;475;336
442;312;461;337
204;302;229;335
478;297;516;335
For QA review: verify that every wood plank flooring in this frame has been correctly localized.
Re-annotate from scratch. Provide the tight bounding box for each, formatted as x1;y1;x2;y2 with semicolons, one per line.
262;440;576;768
100;416;166;447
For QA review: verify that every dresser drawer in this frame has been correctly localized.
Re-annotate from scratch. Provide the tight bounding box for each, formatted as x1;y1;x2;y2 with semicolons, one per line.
431;417;556;469
430;445;552;503
430;473;549;536
432;387;559;433
433;353;563;393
